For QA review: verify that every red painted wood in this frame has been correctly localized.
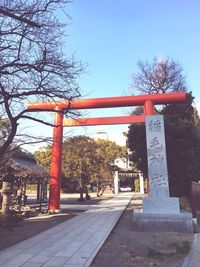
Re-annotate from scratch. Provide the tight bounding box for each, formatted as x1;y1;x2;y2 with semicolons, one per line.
63;115;145;127
48;110;63;211
27;92;188;110
144;100;154;115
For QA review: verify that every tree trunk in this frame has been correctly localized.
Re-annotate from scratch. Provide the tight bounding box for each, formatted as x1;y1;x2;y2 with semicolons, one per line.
85;186;90;200
0;119;18;162
79;176;84;201
96;178;100;197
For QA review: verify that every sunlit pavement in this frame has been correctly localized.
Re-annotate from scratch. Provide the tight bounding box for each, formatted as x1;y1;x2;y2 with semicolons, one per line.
0;192;133;267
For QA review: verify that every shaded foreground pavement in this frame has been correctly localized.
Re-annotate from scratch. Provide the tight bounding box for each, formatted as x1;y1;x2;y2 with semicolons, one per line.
0;193;200;267
0;192;132;267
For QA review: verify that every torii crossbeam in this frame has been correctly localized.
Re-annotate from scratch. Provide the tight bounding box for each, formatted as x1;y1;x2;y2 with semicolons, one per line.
27;92;189;212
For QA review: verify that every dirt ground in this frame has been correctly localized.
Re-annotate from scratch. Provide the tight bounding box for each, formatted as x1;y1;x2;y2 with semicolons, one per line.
0;194;194;267
91;195;194;267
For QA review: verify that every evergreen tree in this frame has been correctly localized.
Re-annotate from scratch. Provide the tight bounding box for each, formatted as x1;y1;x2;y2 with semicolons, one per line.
162;103;200;197
35;135;127;198
128;102;200;198
128;57;200;198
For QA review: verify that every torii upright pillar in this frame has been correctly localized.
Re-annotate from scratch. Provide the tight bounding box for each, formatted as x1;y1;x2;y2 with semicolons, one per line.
49;109;64;212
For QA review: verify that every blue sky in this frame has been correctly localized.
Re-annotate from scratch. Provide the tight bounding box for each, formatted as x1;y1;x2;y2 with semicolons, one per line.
57;0;200;141
64;0;199;98
23;0;200;150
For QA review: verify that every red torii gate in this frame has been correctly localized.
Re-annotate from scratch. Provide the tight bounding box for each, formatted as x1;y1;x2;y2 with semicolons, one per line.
27;92;189;212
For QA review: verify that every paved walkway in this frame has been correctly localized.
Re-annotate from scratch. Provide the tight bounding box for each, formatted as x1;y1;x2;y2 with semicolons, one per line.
182;232;200;267
0;192;133;267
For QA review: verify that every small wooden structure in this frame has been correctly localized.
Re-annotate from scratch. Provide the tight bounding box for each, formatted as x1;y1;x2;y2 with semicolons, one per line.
0;150;48;213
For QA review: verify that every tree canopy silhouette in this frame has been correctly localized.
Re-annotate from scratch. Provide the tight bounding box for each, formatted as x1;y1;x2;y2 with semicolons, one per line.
0;0;83;161
131;57;187;94
128;57;200;197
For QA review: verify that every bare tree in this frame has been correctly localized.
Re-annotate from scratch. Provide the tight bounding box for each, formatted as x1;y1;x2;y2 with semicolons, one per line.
131;57;187;94
0;0;83;161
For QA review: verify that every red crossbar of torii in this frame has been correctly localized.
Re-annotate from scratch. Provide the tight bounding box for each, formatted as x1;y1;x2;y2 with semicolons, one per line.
27;92;189;212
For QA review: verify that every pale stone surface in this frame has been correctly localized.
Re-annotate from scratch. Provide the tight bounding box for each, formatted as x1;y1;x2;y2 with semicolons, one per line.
0;193;132;267
67;256;88;265
146;115;170;198
182;233;200;267
133;195;193;233
143;196;180;214
21;262;42;267
141;116;190;233
133;210;193;233
0;254;34;267
28;255;50;264
42;256;70;267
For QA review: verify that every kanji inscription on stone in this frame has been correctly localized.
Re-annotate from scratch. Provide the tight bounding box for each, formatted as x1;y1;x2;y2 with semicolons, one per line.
146;115;169;198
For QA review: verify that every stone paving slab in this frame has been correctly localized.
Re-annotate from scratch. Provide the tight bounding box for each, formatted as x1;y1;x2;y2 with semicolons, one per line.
0;192;133;267
182;233;200;267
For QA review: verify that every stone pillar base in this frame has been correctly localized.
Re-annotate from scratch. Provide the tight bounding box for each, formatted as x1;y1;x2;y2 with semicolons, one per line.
143;196;180;214
48;209;62;214
133;211;193;233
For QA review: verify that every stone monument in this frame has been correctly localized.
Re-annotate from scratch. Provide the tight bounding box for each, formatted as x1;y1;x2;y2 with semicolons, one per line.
133;115;193;232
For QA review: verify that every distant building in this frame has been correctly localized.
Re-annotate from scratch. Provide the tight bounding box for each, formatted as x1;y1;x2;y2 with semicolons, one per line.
114;158;127;170
92;127;108;141
91;127;127;146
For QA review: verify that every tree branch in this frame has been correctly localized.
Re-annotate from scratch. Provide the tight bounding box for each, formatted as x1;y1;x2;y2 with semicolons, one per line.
0;7;41;28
